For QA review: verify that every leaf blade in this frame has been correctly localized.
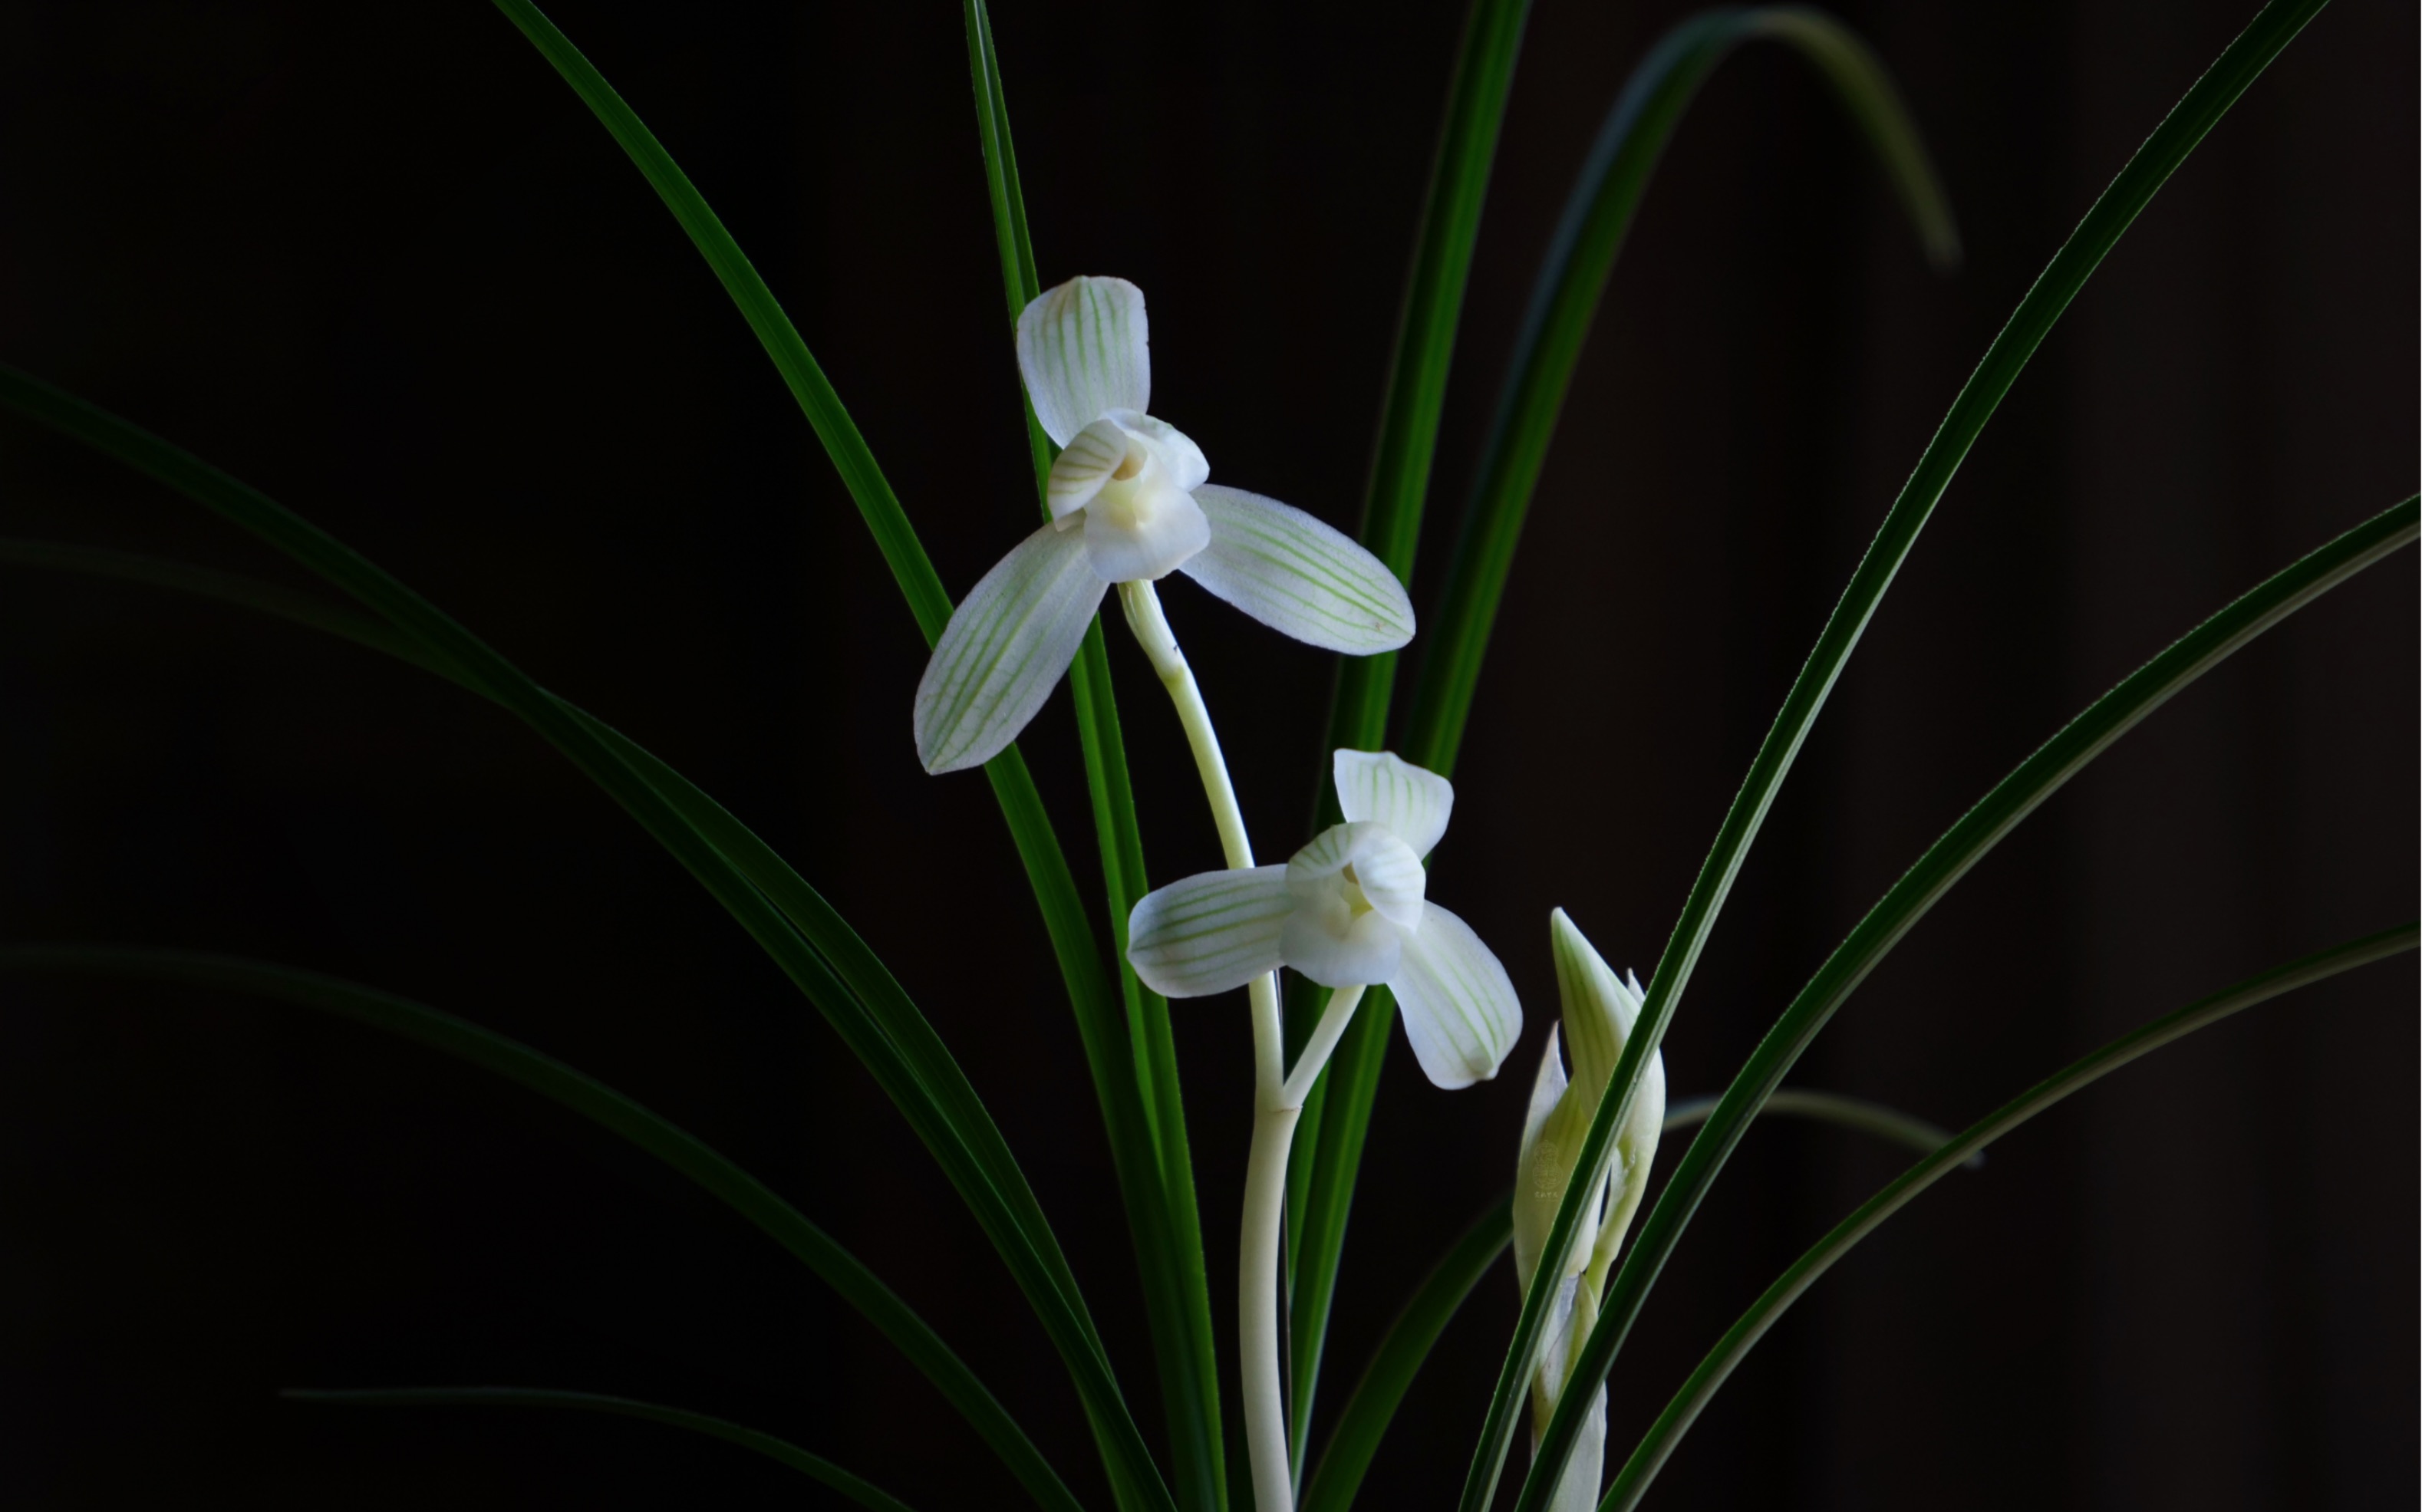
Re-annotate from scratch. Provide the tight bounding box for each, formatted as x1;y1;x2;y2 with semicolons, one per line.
1298;1195;1512;1512
0;361;1171;1512
1409;3;1960;776
9;949;1079;1512
1601;924;2419;1510
963;5;1223;1504
1469;8;2335;1506
1517;494;2417;1510
287;1387;923;1512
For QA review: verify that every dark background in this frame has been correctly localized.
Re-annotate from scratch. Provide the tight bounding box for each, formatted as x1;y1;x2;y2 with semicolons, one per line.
0;1;2412;1507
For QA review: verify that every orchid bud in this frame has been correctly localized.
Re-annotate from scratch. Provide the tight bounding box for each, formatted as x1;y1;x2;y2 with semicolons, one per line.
1511;908;1666;1512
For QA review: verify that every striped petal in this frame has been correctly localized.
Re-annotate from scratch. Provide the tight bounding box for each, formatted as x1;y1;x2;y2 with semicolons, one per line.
1547;908;1644;1100
1181;485;1415;654
1017;275;1149;447
1127;865;1292;998
1387;903;1522;1090
913;522;1106;774
1046;417;1131;519
1333;749;1454;858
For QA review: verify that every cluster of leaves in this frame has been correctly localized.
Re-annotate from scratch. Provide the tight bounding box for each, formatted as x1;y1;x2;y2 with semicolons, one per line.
0;0;2409;1509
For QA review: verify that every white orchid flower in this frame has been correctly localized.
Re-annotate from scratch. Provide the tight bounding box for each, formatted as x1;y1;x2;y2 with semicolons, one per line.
1513;910;1665;1512
1125;749;1521;1090
913;275;1416;774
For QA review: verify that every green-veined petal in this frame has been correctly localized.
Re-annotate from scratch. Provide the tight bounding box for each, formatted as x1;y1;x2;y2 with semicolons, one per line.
1182;486;1416;654
1046;417;1130;519
1332;748;1455;858
1389;903;1522;1090
914;521;1106;774
1128;865;1293;998
1018;275;1150;446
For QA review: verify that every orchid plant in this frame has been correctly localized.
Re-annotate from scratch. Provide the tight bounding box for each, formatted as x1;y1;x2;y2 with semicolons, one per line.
1;1;2410;1510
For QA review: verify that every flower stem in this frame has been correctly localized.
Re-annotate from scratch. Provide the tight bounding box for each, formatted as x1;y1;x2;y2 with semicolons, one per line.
1119;581;1254;871
1122;579;1367;1512
1281;983;1366;1108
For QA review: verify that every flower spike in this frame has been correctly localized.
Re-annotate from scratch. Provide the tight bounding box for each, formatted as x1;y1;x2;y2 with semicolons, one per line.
1126;749;1521;1089
914;275;1415;773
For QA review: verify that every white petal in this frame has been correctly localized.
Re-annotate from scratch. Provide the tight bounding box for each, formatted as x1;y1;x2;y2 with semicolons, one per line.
913;522;1106;774
1017;276;1149;446
1180;486;1415;654
1540;1382;1607;1512
1127;865;1291;997
1046;417;1131;519
1106;409;1209;492
1387;903;1521;1090
1082;479;1210;583
1282;905;1405;989
1345;827;1427;930
1527;1273;1582;1433
1332;749;1455;858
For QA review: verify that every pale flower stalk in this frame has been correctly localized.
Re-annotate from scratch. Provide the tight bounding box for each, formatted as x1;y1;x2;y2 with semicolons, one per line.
1130;750;1524;1512
911;275;1414;775
1513;909;1666;1512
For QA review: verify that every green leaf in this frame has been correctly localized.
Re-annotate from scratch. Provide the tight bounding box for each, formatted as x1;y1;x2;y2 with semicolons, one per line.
1465;6;2334;1506
6;949;1075;1512
287;1387;923;1512
963;5;1221;1507
0;532;1120;1414
1288;1;1959;1464
486;0;945;641
1297;1195;1511;1512
1408;4;1959;773
1518;492;2417;1511
1661;1087;1979;1168
471;18;1148;1313
1324;0;1535;763
0;361;1171;1512
1286;0;1534;1456
1601;924;2419;1510
0;539;433;668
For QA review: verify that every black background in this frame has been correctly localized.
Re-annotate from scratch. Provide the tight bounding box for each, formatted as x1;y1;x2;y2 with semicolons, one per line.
1;2;2414;1507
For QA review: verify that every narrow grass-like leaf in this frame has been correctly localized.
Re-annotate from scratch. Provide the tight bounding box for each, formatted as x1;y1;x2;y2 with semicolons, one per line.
1289;0;1955;1462
0;364;1172;1512
486;0;946;639
1324;0;1535;765
1602;924;2419;1510
964;5;1222;1504
287;1387;922;1512
1284;982;1392;1471
1287;2;1953;1446
1516;493;2415;1510
1465;8;2332;1506
1409;4;1959;772
0;530;1150;1412
1298;1195;1511;1512
1661;1087;1978;1168
473;15;1147;1358
7;949;1076;1512
0;539;433;667
1285;0;1535;1451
